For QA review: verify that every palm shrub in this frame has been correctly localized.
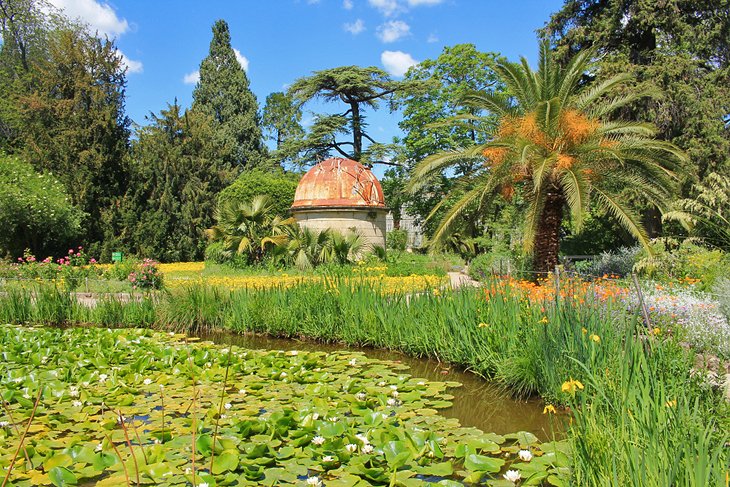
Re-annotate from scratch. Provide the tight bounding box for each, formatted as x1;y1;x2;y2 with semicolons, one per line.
409;41;686;273
206;194;295;265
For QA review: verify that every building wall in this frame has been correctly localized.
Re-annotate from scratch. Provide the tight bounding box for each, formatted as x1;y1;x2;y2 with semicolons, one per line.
386;211;424;249
293;208;387;250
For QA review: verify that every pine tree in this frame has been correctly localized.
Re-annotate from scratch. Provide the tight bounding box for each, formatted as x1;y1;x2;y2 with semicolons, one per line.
192;19;265;169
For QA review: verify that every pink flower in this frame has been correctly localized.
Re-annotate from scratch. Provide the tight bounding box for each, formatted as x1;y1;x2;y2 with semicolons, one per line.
69;249;74;254
90;258;97;264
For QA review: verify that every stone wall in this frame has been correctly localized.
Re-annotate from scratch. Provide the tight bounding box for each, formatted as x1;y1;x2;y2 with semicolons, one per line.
292;208;387;250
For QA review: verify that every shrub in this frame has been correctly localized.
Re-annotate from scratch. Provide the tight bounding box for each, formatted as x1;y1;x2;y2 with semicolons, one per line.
127;259;163;290
218;168;299;218
576;246;641;277
468;253;514;280
386;229;408;251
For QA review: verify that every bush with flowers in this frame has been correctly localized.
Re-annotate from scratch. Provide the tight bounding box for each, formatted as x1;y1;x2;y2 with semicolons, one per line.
127;258;163;290
0;247;103;290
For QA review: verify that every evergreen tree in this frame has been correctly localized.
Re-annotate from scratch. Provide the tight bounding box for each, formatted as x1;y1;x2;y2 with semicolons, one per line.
120;102;237;262
192;19;265;169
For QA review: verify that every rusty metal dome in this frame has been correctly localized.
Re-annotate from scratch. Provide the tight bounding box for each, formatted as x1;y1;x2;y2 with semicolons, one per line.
291;158;386;210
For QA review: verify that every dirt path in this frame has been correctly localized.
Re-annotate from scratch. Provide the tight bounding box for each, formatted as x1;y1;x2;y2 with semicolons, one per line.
446;270;480;289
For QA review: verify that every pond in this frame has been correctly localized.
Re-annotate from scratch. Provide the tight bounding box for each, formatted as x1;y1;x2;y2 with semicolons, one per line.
199;332;556;440
0;325;570;486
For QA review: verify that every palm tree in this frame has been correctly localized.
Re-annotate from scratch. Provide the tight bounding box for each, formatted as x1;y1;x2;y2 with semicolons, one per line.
206;195;295;264
409;41;686;274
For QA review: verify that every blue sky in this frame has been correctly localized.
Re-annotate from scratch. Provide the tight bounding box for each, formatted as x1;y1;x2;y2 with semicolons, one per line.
51;0;564;153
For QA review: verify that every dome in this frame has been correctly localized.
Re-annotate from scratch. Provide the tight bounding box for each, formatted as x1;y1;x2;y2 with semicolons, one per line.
291;158;386;210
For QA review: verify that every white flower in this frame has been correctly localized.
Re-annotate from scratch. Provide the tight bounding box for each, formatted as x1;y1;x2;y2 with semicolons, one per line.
238;389;247;395
281;372;288;378
69;387;79;398
362;444;374;454
391;391;399;398
328;416;338;422
95;443;102;452
82;381;90;387
184;468;191;475
221;348;229;354
389;385;398;390
224;403;232;410
349;358;357;366
168;332;175;336
0;421;9;428
72;400;83;407
387;398;397;406
205;362;212;368
290;350;298;356
518;449;533;462
98;374;108;382
355;434;369;445
377;381;386;387
345;443;357;453
311;436;325;446
355;392;367;401
199;483;209;487
312;413;320;420
306;477;322;486
143;378;152;386
322;455;335;462
503;470;521;483
417;381;425;386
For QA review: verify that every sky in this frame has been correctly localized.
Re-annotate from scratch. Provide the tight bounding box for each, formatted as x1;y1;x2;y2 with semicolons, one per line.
49;0;565;161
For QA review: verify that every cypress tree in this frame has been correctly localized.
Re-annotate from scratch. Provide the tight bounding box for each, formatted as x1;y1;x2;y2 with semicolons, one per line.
192;19;265;169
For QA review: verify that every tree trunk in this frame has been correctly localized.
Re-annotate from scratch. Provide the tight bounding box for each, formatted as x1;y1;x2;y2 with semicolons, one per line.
533;191;564;276
350;101;361;161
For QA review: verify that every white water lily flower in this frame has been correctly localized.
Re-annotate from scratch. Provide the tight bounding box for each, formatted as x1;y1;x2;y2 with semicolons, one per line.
390;385;398;390
417;381;425;386
311;436;325;446
518;449;533;462
184;468;191;475
98;374;108;382
362;444;374;454
82;381;90;387
306;477;322;486
312;413;319;420
199;483;209;487
355;392;366;401
387;398;397;406
143;378;152;386
95;443;103;452
280;372;288;378
503;470;521;483
377;381;386;387
355;434;369;445
205;362;212;368
224;403;232;410
238;389;247;395
391;391;399;398
348;358;357;366
69;387;79;398
0;421;9;428
72;400;83;407
328;416;338;422
322;455;335;462
345;443;357;453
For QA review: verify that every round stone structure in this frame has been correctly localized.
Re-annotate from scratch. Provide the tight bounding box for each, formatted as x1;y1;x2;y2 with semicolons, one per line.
290;158;387;250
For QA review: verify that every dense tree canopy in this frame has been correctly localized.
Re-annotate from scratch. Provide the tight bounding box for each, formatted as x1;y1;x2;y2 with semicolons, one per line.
192;19;265;169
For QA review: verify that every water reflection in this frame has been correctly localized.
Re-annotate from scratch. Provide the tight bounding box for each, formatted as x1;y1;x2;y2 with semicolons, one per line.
198;331;562;441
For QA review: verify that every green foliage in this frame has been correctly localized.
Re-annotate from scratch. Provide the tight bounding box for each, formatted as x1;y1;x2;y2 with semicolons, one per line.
663;172;730;251
207;195;295;264
192;19;265;168
386;229;408;251
468;253;514;280
543;0;730;180
261;91;304;165
120;102;237;262
218;168;299;218
634;239;730;288
0;154;83;257
410;41;686;273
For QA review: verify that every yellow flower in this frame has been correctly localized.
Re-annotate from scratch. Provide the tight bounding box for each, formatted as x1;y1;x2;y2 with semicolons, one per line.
665;399;677;408
581;327;587;334
651;327;661;336
543;404;557;414
589;334;600;343
433;288;441;296
538;316;549;324
561;378;584;394
478;322;490;328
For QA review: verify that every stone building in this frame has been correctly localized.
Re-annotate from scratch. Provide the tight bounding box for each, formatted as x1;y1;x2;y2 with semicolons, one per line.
290;158;387;249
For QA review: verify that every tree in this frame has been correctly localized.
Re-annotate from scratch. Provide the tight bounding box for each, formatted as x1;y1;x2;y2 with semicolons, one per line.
392;44;507;237
206;195;295;264
262;92;304;151
121;102;237;262
287;66;408;164
0;153;83;257
192;19;265;169
409;42;686;273
15;26;130;255
218;169;300;219
543;1;730;181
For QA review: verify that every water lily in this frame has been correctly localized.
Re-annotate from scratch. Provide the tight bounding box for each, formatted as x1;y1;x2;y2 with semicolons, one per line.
349;358;357;366
355;392;367;401
69;387;79;397
95;443;103;452
306;477;322;486
0;421;9;428
98;374;108;382
518;449;533;462
345;443;357;453
322;455;335;462
391;390;399;398
238;389;247;395
312;436;325;446
389;385;398;390
224;403;232;410
143;378;153;385
503;469;521;483
387;398;397;406
362;444;374;454
72;400;83;408
199;483;209;487
355;434;369;445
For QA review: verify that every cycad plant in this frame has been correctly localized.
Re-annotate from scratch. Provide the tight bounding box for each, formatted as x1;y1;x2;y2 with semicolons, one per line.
206;195;295;264
663;172;730;251
409;41;686;273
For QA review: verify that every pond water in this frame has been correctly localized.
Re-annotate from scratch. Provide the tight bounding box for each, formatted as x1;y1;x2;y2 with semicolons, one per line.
199;331;560;441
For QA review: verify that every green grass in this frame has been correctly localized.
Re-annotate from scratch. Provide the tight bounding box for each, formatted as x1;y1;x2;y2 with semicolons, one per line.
0;279;727;485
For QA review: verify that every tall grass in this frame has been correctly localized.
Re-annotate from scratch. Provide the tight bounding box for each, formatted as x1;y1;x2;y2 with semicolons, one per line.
0;280;727;484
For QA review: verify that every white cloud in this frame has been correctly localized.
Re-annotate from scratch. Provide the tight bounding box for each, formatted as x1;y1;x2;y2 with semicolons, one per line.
427;33;439;43
343;19;365;35
183;71;200;85
407;0;443;5
381;50;418;77
376;20;410;43
368;0;400;16
343;0;354;9
233;48;249;71
49;0;128;38
119;51;143;73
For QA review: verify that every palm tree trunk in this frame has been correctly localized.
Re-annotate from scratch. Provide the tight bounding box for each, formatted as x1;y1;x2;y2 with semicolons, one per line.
533;191;564;276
